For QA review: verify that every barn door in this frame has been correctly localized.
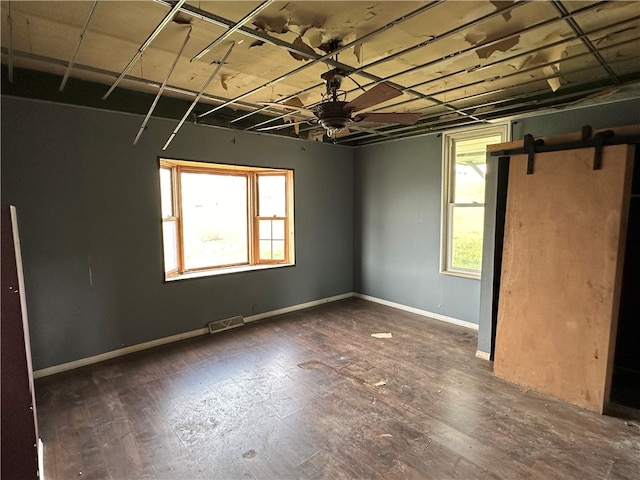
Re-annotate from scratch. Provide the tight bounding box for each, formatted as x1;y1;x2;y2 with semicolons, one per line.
494;144;635;412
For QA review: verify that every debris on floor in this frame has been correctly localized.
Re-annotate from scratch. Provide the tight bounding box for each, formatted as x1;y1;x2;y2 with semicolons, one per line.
371;332;392;339
243;449;257;459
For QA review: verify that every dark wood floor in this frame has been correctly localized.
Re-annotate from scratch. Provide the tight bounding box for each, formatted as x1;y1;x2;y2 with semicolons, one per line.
36;298;640;480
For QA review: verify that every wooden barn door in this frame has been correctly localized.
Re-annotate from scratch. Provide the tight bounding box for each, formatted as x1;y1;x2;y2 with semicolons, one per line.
494;144;635;412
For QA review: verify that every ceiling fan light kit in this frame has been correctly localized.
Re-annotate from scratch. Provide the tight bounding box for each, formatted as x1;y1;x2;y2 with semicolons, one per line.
316;101;352;137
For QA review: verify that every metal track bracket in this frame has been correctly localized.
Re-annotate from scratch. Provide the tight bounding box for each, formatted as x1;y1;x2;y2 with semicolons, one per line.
525;134;545;175
490;125;640;175
593;130;615;170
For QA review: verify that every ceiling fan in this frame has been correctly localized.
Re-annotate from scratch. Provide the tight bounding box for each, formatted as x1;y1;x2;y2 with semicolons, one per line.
259;69;422;139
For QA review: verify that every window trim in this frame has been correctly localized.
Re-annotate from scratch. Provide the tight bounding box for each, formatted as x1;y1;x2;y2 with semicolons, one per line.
159;158;295;281
440;124;509;279
253;172;290;265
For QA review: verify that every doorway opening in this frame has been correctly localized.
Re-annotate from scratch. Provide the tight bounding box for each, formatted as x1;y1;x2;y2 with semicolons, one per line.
609;145;640;416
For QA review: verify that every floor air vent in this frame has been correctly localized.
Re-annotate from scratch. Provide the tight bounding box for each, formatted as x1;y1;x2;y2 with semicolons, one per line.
208;315;245;334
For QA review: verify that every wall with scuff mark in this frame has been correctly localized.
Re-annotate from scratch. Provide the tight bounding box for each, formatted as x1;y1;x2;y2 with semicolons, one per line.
1;96;354;370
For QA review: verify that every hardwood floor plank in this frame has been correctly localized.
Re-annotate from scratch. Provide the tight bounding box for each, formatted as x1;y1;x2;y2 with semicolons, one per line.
35;298;640;479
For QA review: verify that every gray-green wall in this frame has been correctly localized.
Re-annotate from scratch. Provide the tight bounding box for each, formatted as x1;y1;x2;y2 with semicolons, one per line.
353;135;481;324
1;96;353;370
3;94;639;371
353;97;640;346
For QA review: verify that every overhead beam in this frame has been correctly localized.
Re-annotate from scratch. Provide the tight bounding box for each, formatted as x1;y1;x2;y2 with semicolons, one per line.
327;1;613;116
345;74;640;146
7;1;14;83
134;27;192;145
335;53;640;145
246;1;610;133
551;0;620;85
60;0;99;91
0;47;262;113
162;42;235;151
405;52;639;121
229;0;445;124
360;16;640;116
103;0;186;100
190;0;274;62
153;0;484;124
154;0;321;59
192;2;452;119
243;0;534;131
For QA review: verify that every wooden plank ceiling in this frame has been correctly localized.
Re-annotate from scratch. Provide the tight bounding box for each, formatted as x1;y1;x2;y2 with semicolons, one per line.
1;1;639;146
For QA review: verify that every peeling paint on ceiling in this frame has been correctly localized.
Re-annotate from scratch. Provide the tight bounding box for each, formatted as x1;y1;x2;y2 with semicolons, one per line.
1;0;638;146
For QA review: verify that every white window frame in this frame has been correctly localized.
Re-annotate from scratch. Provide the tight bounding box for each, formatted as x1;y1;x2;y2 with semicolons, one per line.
441;123;509;279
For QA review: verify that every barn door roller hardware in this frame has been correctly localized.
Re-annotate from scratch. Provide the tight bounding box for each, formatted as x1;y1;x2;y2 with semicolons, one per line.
490;125;640;174
592;129;615;170
524;134;545;174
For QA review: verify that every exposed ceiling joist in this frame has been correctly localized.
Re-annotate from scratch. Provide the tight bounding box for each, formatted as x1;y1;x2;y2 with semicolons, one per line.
59;0;97;91
103;0;187;100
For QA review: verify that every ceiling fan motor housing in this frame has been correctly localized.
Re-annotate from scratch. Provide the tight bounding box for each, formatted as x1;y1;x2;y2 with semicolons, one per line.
315;101;352;131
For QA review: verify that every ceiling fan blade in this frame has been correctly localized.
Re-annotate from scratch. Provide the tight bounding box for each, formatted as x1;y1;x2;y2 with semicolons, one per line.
345;83;403;113
259;101;316;117
356;112;421;125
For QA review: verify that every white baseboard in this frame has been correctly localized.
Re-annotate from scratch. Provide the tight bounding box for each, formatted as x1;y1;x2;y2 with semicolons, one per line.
38;439;45;480
475;350;491;361
353;293;479;331
33;292;354;379
34;292;478;378
244;292;353;322
33;327;209;378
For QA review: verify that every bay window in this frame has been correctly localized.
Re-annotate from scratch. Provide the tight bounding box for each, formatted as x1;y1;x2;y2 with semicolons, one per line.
159;159;294;279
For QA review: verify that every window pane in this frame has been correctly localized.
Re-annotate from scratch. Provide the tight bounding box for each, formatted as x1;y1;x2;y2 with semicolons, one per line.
453;134;502;204
259;219;285;240
259;219;285;260
160;168;173;218
181;172;248;269
162;220;178;273
260;240;285;260
258;175;286;217
450;205;484;271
